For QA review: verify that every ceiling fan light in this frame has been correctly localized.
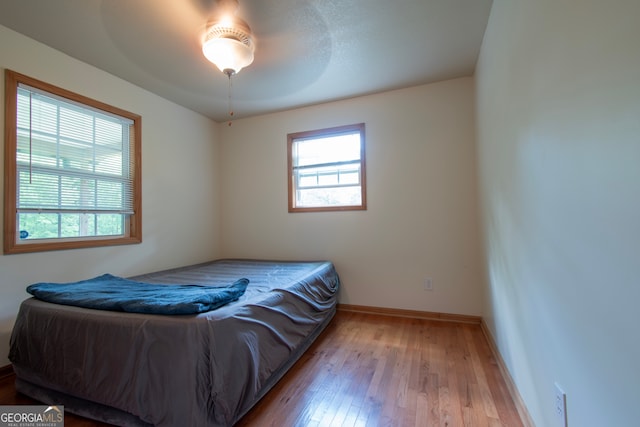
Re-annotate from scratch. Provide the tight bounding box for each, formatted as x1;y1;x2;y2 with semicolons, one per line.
203;37;254;74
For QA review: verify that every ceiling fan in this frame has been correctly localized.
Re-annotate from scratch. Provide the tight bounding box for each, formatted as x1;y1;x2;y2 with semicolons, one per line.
201;0;255;76
200;0;256;124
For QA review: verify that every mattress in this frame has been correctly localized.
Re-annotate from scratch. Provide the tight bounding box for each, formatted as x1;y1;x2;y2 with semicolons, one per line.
9;259;340;426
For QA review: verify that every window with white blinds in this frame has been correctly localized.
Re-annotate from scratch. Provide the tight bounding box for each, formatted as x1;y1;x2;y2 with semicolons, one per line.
4;70;142;253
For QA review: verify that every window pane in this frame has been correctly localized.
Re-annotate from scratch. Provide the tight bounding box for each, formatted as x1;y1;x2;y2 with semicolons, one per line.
95;118;124;148
295;133;361;167
97;214;124;236
82;214;96;236
295;163;361;189
299;173;318;187
60;213;81;237
95;146;123;175
60;106;94;142
17;132;58;167
18;213;59;239
17;90;58;135
97;180;124;210
60;213;101;238
17;213;123;240
340;169;360;185
60;138;95;171
18;170;59;209
296;187;362;208
318;171;339;186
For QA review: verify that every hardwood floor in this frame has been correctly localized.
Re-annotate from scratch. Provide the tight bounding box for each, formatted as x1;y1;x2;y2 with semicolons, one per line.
0;311;525;426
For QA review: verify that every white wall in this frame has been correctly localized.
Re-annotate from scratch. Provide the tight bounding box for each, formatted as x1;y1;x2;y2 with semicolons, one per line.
0;25;222;366
476;1;640;426
219;77;483;316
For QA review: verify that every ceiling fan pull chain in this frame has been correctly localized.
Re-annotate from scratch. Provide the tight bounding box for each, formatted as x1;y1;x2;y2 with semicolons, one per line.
226;70;234;126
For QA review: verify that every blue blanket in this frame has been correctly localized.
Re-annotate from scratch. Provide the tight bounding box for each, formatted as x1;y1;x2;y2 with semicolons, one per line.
26;274;249;315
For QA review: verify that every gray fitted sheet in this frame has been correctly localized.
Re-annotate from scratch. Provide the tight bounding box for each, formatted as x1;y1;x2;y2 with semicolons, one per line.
9;259;339;426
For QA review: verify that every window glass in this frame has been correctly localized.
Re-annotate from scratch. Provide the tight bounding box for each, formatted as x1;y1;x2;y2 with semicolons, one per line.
288;123;366;212
4;70;141;253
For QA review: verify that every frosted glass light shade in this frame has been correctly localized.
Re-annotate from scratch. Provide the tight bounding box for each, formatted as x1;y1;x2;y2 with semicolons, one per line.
202;37;254;74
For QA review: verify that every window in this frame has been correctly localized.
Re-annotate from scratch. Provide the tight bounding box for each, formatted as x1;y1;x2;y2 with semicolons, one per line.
288;123;366;212
3;70;141;254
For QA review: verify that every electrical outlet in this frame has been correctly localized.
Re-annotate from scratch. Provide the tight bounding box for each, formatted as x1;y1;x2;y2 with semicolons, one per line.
554;382;568;427
423;277;433;291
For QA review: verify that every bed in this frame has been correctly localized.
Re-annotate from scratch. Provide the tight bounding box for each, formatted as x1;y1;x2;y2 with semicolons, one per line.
9;259;340;427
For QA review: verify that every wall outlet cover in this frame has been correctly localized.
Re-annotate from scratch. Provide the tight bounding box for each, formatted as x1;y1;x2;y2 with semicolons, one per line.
554;382;568;427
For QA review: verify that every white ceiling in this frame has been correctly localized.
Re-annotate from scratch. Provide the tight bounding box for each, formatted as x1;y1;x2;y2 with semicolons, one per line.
0;0;493;122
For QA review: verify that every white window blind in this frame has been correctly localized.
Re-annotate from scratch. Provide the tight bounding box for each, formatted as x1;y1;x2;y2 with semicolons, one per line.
16;83;135;239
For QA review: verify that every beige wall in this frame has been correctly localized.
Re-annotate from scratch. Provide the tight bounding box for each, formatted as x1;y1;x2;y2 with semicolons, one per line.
476;0;640;426
0;25;222;365
219;77;483;315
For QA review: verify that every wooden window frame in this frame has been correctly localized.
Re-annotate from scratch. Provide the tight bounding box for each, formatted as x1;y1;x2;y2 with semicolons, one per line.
288;123;367;213
3;70;142;254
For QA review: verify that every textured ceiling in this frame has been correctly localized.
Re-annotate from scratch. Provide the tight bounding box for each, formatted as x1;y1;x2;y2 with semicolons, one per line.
0;0;493;122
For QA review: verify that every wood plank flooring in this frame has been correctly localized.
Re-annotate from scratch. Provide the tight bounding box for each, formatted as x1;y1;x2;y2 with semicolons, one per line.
0;311;525;426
